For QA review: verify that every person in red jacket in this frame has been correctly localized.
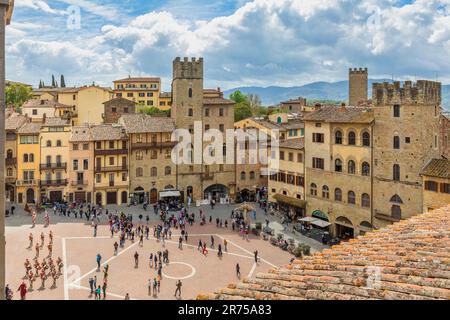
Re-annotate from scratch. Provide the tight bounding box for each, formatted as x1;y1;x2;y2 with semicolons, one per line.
17;281;28;300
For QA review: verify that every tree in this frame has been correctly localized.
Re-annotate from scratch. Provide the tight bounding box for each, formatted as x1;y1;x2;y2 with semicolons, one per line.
234;102;253;122
6;83;32;110
140;106;170;117
247;93;263;116
229;90;248;104
60;75;66;88
51;74;56;87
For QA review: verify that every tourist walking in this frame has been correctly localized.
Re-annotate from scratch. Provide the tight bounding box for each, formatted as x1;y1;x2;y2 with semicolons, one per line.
174;280;182;298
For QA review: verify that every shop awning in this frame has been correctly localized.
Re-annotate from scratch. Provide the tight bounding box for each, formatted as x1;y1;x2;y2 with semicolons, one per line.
273;194;306;208
159;190;181;198
298;217;317;223
311;219;332;228
312;210;329;221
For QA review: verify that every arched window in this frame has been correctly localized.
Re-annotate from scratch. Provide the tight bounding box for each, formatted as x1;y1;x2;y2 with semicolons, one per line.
334;188;342;201
390;194;403;204
23;154;29;162
29;153;34;163
348;160;356;174
240;171;246;180
7;168;13;176
310;183;317;196
348;131;356;145
165;166;171;176
151;167;157;177
335;131;343;144
393;164;400;181
361;193;370;208
136;167;143;177
362;132;370;147
348;191;356;204
335;159;343;172
56;140;62;147
6;149;13;159
188;88;193;98
250;171;255;180
46;140;51;147
391;205;401;220
322;185;329;199
362;162;370;176
393;136;400;149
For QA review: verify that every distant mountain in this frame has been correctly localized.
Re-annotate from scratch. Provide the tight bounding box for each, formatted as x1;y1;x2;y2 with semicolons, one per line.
224;79;450;111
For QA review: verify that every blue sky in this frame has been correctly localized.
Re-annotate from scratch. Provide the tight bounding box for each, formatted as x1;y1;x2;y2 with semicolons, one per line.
7;0;450;90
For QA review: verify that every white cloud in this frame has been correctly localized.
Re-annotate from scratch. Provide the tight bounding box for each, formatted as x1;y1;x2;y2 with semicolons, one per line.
15;0;66;14
7;0;450;89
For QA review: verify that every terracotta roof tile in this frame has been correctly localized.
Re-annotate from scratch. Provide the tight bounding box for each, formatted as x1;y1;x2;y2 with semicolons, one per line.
203;97;235;105
5;113;27;131
18;122;41;134
203;206;450;300
119;114;175;133
421;158;450;179
91;124;127;141
280;138;304;149
70;126;93;142
304;106;374;123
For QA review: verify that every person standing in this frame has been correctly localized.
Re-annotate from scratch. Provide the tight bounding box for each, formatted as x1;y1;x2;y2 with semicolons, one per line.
134;251;139;268
223;239;228;252
17;281;28;300
178;236;183;249
102;281;107;300
113;242;118;256
254;250;259;264
236;263;241;278
89;277;94;294
96;254;102;271
174;280;182;298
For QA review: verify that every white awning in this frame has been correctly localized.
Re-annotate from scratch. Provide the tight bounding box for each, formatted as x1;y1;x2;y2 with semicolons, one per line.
298;217;317;223
159;190;181;198
311;220;332;228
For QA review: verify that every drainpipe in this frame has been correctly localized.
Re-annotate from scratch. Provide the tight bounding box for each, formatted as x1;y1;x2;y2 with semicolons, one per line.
370;121;374;230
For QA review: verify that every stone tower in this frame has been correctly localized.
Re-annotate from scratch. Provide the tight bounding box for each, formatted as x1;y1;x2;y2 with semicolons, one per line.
349;68;368;106
171;57;205;201
372;80;442;228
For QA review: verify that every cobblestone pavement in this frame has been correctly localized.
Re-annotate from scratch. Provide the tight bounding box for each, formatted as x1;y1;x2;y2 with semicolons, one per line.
6;202;328;252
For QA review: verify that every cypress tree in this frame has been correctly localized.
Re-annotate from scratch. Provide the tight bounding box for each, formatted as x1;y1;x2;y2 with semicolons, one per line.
60;75;66;88
51;74;56;87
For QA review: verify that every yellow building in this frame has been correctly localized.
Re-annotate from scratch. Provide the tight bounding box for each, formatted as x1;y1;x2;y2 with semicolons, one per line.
39;118;71;203
5;113;27;202
21;99;74;123
91;124;129;206
304;106;375;238
113;77;161;112
57;85;113;126
268;138;306;220
16;122;41;204
420;158;450;212
159;92;172;111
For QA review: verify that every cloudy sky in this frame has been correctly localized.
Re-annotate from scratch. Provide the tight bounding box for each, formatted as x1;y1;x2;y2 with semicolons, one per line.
6;0;450;90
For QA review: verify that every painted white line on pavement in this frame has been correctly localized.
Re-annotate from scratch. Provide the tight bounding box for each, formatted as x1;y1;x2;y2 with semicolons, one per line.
215;235;278;269
62;238;69;300
69;241;139;286
247;262;257;279
70;284;137;300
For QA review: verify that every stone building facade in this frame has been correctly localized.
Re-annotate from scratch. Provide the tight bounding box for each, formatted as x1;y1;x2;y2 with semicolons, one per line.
304;106;375;237
440;113;450;158
280;97;307;113
372;81;442;228
103;97;136;124
349;68;368;106
118;113;176;204
171;57;236;202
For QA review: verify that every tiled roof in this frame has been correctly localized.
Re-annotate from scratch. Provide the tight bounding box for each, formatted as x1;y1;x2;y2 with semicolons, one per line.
304;106;374;123
91;124;127;141
119;114;175;133
18;122;41;134
43;117;70;127
203;97;235;106
103;97;136;105
421;159;450;179
160;92;172;98
5;113;27;131
113;77;160;83
280;138;304;150
281;119;305;130
22;99;72;109
70;126;93;142
203;206;450;300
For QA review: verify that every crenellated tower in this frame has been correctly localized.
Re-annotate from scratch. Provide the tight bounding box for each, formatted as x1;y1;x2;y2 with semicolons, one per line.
349;68;368;106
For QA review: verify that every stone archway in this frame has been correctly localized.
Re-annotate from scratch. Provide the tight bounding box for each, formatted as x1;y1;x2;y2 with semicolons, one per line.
335;216;354;239
204;184;228;202
26;188;35;204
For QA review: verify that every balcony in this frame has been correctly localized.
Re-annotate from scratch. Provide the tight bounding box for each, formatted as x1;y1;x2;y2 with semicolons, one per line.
94;148;128;156
41;179;68;187
71;180;88;187
131;141;177;150
5;177;16;184
40;163;67;170
95;166;128;173
5;157;17;166
16;180;40;186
